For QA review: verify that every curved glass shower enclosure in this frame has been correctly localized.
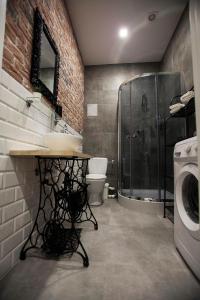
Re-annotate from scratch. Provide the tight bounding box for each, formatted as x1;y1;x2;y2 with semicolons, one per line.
118;73;182;202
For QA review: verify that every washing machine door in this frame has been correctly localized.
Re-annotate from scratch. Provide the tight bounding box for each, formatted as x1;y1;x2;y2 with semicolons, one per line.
175;163;200;240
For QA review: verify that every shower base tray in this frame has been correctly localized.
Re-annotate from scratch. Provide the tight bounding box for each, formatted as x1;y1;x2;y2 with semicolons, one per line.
118;190;165;215
120;189;173;201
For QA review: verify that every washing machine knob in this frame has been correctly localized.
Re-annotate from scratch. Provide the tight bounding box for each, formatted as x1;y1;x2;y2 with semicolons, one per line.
185;145;192;153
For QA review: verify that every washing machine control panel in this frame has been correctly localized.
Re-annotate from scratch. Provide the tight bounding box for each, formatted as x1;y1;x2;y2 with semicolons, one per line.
174;137;198;160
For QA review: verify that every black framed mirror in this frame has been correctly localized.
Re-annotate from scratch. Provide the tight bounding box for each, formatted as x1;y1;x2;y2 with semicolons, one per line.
31;8;60;105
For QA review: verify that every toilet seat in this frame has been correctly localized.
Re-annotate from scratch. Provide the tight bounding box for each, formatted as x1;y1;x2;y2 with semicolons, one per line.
86;174;106;180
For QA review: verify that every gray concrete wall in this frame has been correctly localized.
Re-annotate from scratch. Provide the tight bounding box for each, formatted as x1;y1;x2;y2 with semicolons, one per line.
83;63;160;188
161;7;193;93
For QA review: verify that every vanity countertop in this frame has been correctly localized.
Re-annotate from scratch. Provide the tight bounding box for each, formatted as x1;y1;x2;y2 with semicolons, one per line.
9;150;92;159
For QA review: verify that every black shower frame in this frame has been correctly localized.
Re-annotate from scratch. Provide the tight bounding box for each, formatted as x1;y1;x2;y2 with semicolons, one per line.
118;73;162;201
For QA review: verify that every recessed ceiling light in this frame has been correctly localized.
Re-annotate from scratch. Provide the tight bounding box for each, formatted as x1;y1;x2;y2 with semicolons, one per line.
119;27;128;39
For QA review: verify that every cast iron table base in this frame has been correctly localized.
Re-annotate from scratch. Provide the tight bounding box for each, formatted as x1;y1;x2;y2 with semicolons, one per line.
20;157;98;267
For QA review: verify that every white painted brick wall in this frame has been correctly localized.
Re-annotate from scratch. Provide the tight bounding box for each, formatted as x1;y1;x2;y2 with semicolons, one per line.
0;138;6;154
2;230;23;257
23;222;32;240
15;211;31;231
0;70;82;280
0;220;14;243
0;188;15;207
12;241;24;266
3;171;24;188
15;185;33;201
3;200;24;222
0;155;15;171
0;120;44;146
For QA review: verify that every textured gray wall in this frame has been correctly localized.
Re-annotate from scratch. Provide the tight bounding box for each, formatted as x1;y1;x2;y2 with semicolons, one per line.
161;7;193;92
83;63;160;188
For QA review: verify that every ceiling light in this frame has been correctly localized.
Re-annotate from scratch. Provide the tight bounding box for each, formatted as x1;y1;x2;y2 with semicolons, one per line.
119;27;128;39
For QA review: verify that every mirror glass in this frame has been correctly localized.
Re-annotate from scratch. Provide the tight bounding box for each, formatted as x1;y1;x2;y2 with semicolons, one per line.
31;9;59;104
39;31;56;93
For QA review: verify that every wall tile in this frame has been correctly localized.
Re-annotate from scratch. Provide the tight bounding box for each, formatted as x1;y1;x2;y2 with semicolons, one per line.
0;220;14;242
3;200;24;222
3;172;24;189
15;185;32;201
0;102;50;135
0;188;15;207
15;211;31;231
0;138;6;154
0;155;15;172
0;120;44;146
2;229;23;257
23;222;32;240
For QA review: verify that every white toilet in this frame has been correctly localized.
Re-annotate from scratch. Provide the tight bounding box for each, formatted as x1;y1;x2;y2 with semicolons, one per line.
86;157;108;206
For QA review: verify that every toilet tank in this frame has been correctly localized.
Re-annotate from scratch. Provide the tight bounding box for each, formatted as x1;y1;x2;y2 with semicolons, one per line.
88;157;108;175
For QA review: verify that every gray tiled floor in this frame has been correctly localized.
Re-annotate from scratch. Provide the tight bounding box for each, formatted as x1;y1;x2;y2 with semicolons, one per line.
0;199;200;300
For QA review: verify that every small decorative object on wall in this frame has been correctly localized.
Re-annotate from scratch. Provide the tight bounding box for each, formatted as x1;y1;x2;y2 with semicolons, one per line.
31;8;60;105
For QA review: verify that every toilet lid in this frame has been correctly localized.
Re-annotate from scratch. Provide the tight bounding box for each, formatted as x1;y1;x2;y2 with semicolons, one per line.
86;174;106;180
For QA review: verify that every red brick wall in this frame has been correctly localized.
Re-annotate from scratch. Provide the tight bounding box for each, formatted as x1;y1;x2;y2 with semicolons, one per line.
3;0;84;132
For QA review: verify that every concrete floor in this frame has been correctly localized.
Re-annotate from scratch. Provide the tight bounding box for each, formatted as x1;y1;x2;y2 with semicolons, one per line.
0;199;200;300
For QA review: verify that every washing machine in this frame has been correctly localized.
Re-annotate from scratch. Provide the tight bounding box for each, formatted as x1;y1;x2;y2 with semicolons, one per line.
174;136;200;279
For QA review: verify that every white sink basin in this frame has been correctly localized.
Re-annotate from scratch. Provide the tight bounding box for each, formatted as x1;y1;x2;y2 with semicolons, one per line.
44;133;82;152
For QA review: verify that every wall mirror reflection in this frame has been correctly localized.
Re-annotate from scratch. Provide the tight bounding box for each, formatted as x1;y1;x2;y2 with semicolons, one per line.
31;9;60;104
39;31;56;93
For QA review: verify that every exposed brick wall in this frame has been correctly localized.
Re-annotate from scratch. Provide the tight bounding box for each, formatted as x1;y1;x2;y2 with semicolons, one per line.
2;0;84;132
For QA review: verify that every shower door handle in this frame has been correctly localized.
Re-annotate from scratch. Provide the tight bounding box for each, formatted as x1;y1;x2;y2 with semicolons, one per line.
132;133;137;139
132;130;142;138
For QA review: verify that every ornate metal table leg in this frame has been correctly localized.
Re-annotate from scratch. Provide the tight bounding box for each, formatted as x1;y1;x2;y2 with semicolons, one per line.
71;223;89;267
20;157;91;267
20;158;46;259
20;156;98;267
71;159;98;230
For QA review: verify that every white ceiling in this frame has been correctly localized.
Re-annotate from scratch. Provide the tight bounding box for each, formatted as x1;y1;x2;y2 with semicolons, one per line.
66;0;188;66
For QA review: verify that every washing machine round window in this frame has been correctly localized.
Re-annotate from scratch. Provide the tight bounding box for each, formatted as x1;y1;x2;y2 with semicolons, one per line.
176;164;199;236
182;174;199;224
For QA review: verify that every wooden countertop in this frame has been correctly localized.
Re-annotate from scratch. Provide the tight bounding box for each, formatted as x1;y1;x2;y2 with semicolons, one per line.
9;149;92;159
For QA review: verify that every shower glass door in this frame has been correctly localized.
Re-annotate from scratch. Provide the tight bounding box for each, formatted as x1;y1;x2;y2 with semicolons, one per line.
118;72;181;202
130;75;160;200
119;82;132;197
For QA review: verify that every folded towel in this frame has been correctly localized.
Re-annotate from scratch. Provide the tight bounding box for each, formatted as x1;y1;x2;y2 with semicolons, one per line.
180;90;195;104
169;103;185;110
170;105;184;115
